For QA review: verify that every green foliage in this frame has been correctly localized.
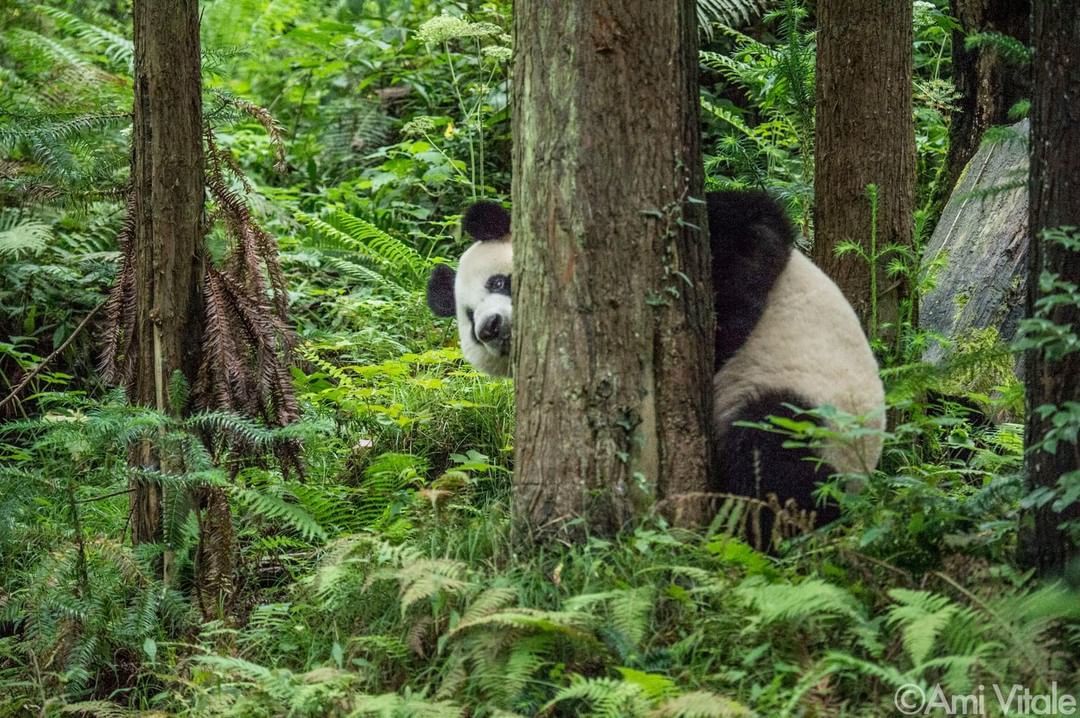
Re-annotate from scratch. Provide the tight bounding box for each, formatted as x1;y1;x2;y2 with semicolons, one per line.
696;0;773;40
1015;227;1080;537
964;31;1032;66
700;0;815;229
2;0;1078;715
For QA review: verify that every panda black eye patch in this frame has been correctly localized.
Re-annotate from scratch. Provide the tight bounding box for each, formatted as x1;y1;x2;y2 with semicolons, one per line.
486;274;511;295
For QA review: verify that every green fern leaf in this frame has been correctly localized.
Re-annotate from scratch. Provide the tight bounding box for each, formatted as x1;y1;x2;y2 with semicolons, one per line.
650;690;754;718
0;218;51;257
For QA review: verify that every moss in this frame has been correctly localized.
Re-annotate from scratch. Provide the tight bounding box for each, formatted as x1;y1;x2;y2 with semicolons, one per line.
940;326;1020;401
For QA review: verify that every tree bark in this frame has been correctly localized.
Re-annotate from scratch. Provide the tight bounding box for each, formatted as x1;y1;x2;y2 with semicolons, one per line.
813;0;916;342
944;0;1030;194
129;0;205;548
1021;0;1080;576
512;1;713;539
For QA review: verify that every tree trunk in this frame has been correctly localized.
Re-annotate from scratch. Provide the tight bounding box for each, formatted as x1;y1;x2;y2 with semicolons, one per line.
1021;0;1080;576
512;1;713;539
813;0;916;343
129;0;205;549
944;0;1030;194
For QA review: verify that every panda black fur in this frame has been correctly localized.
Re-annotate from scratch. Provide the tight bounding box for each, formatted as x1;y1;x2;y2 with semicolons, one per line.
426;201;514;377
427;193;885;534
705;191;884;531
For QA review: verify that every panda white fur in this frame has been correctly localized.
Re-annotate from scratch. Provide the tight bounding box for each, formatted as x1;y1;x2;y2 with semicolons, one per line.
427;192;885;527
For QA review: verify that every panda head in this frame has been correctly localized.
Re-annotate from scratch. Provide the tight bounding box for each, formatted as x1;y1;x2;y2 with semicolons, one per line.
426;201;513;377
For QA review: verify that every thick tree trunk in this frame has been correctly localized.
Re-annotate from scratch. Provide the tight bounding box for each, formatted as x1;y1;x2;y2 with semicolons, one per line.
512;1;713;538
813;0;916;342
1021;0;1080;576
129;0;205;548
944;0;1030;194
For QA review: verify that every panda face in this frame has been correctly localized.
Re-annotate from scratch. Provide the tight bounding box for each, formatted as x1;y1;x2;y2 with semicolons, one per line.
426;201;514;377
454;239;513;376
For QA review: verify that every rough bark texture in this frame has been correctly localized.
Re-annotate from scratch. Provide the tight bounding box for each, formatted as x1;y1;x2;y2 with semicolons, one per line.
130;0;205;546
813;0;916;338
1021;0;1080;575
921;120;1028;370
512;1;713;538
944;0;1030;195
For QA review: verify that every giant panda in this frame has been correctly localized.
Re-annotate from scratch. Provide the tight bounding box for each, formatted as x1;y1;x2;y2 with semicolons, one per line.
427;192;885;538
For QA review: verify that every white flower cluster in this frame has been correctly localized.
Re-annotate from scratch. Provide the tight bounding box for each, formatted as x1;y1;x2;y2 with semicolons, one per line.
417;15;502;45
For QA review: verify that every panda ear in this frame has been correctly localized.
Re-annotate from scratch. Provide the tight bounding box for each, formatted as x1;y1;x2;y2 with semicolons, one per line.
462;201;511;242
426;264;457;317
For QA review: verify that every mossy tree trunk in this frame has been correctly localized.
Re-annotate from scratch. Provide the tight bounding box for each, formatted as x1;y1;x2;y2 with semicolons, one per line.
511;1;713;539
945;0;1030;194
129;0;205;554
813;0;916;343
1021;0;1080;576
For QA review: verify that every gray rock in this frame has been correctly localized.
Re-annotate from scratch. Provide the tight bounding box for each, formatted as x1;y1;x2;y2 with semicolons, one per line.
920;120;1028;371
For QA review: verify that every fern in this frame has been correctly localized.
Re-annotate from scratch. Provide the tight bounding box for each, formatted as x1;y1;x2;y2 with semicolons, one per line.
964;31;1032;65
296;209;430;290
565;586;655;649
357;452;428;527
348;690;463;717
193;654;364;713
369;557;469;616
697;0;774;39
35;6;133;69
736;576;863;624
448;607;599;646
7;28;107;80
543;675;652;718
886;589;963;665
651;691;754;718
233;486;328;542
0;216;51;257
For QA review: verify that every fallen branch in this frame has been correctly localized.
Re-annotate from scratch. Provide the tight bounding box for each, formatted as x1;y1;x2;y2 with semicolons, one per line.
0;300;105;410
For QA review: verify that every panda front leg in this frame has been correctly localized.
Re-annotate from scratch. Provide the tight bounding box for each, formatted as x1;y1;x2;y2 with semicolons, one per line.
713;390;839;551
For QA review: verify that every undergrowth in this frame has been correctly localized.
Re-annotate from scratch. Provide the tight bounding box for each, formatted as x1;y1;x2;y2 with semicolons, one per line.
0;1;1077;716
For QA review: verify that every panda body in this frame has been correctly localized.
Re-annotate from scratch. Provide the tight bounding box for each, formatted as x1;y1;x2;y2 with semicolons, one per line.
706;191;885;484
427;193;885;528
714;250;884;474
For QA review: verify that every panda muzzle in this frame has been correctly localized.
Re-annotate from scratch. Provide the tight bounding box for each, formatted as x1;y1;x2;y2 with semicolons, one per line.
477;314;509;344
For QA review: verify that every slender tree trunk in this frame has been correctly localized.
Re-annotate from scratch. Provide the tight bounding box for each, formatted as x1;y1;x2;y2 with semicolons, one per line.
129;0;205;550
813;0;916;342
944;0;1030;193
512;1;713;539
1021;0;1080;576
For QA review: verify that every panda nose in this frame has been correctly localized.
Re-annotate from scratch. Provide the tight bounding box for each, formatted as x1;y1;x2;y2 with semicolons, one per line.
477;314;503;342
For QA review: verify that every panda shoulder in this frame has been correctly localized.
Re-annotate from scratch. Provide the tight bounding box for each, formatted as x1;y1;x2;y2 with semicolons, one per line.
705;190;795;258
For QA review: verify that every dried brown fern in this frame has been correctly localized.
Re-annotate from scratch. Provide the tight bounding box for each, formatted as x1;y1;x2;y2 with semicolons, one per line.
99;196;137;385
101;132;299;441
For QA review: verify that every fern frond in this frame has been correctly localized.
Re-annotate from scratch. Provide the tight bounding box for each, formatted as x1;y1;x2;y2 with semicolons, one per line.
348;691;463;718
0;112;129;154
460;585;519;623
650;691;753;718
0;217;51;257
886;589;961;665
36;5;133;68
964;31;1032;65
697;0;774;39
736;577;865;625
448;607;599;646
58;700;137;717
369;557;468;616
296;210;429;290
565;587;655;647
8;28;109;80
543;675;651;718
233;486;328;542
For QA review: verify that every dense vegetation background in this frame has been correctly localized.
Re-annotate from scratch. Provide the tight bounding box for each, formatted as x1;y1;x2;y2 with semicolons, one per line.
0;0;1076;715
